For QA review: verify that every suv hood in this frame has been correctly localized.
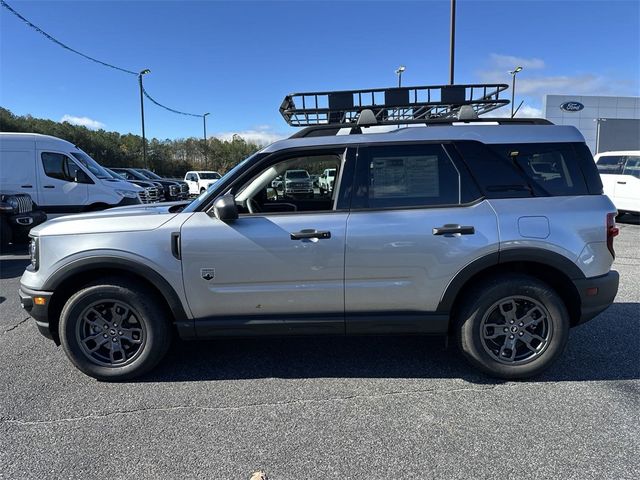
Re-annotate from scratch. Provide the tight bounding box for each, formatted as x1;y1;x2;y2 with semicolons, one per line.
30;202;189;237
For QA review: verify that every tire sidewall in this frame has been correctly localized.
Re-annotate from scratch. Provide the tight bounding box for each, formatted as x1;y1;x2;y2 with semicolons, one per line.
458;276;570;379
60;283;168;381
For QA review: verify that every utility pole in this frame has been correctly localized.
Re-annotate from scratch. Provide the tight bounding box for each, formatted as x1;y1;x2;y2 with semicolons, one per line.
449;0;456;84
203;112;210;165
138;69;151;168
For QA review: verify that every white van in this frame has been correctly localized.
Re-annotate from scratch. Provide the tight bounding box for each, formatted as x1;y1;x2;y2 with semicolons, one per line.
0;133;142;214
595;151;640;215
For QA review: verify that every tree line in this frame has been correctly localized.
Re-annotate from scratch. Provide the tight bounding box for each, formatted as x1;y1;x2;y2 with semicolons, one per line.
0;107;262;177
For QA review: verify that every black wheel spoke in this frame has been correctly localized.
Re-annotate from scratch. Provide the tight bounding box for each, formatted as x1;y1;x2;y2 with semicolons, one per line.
480;295;552;365
77;299;145;368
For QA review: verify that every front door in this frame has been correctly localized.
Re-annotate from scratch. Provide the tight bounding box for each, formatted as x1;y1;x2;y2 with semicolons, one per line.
180;147;354;336
38;151;88;211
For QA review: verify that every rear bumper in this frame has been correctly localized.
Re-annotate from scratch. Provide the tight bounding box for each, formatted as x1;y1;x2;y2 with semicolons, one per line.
18;286;54;340
573;270;619;325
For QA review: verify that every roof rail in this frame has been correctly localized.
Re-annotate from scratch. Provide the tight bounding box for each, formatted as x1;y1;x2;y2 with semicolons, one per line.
280;83;510;127
288;117;554;139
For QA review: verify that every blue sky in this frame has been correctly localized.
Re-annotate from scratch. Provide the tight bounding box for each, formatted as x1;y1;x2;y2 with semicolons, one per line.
1;0;639;143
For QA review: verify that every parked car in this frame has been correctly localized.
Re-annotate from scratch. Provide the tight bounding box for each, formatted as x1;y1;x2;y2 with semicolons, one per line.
0;133;141;214
110;168;187;202
594;151;640;215
0;192;46;249
19;84;619;381
104;168;162;204
134;169;190;200
283;169;314;198
318;168;336;194
184;171;222;195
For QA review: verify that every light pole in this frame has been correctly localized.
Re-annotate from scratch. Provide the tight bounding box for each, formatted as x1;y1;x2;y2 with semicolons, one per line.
449;0;456;84
509;66;523;118
395;65;405;87
138;68;151;168
202;112;210;165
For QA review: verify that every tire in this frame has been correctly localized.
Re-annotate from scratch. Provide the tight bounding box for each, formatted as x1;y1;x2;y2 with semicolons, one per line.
0;217;12;251
59;278;172;381
456;274;570;379
200;187;206;194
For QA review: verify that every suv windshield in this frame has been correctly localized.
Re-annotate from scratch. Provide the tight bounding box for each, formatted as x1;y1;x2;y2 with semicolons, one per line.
199;172;221;180
286;170;310;179
70;151;111;179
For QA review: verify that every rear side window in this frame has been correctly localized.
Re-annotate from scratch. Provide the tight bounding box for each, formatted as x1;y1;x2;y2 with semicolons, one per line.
488;143;590;196
41;152;81;182
353;144;462;209
596;155;624;174
622;156;640;179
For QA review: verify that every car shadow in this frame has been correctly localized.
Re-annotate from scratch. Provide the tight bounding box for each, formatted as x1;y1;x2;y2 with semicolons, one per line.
617;213;639;225
141;302;640;384
0;258;30;279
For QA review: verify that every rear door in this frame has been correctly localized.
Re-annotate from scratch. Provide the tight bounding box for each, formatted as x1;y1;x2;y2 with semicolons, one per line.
344;142;499;334
595;155;625;205
616;155;640;212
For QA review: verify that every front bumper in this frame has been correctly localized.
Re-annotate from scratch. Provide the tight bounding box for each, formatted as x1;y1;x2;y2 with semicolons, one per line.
573;270;619;325
8;210;47;239
19;286;54;341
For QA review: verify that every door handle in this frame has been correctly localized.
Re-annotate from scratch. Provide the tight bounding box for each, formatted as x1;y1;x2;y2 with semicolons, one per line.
290;229;331;240
617;181;627;185
432;224;475;235
20;185;33;188
43;185;55;189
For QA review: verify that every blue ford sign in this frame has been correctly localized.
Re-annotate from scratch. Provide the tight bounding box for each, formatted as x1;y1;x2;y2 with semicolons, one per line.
560;101;584;112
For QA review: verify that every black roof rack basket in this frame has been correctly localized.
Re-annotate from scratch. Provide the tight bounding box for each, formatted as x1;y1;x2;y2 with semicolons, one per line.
280;83;510;127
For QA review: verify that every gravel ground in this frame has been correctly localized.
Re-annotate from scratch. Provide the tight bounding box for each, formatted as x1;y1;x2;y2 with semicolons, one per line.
1;216;638;479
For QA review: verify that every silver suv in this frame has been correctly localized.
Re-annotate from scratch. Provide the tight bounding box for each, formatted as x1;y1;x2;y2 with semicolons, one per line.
19;84;619;381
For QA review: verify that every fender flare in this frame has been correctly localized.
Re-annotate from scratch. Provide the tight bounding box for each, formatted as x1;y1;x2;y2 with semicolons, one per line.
43;256;193;337
437;248;585;312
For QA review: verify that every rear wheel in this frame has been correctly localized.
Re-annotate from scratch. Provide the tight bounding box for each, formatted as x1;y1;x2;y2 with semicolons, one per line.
200;187;206;194
456;274;570;379
59;279;171;381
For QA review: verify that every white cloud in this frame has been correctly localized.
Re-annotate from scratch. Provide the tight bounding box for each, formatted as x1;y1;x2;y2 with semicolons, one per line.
479;54;637;97
488;104;543;118
61;114;105;130
489;53;545;70
213;125;286;146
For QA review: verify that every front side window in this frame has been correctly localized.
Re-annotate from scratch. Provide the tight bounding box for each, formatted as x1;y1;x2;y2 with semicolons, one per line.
596;155;624;175
622;156;640;179
199;172;220;180
41;152;81;182
233;151;345;214
355;144;460;209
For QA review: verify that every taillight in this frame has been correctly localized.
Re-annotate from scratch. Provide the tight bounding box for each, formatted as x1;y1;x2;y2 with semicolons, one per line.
607;212;619;258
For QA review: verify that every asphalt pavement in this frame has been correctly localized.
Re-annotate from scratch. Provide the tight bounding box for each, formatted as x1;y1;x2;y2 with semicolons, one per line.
1;216;638;479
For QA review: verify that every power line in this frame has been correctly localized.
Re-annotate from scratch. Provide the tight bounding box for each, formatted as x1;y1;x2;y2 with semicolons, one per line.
1;0;138;75
142;85;204;118
2;0;207;118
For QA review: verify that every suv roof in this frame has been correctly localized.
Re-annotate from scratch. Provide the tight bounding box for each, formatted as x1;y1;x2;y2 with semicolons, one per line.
262;124;585;153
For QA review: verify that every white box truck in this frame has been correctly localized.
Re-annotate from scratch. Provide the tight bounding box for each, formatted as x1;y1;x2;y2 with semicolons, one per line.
0;133;142;214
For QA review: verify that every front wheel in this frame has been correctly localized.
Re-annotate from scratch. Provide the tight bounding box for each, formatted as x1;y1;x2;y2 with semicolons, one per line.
456;274;570;379
59;279;172;381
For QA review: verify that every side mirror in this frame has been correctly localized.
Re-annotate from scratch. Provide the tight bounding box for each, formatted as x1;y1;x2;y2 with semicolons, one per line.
75;169;93;184
212;194;238;222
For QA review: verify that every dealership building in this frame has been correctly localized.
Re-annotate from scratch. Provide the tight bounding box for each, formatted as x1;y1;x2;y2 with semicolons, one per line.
542;94;640;154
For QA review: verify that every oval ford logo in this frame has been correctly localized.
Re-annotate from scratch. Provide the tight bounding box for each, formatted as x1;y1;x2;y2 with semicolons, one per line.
560;101;584;112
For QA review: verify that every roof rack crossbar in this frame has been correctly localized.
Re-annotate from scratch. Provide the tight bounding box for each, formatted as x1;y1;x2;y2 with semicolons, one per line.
280;83;510;127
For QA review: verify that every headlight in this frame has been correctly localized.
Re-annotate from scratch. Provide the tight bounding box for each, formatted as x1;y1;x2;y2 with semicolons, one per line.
0;196;18;213
115;189;139;199
169;185;179;195
29;237;39;270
